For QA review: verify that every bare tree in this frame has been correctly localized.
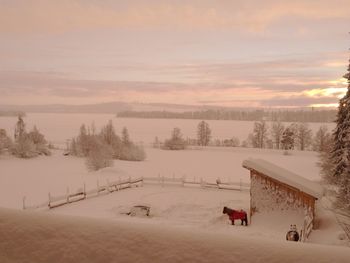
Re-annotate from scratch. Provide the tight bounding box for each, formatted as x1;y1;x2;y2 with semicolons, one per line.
271;121;285;149
252;121;268;148
295;123;312;151
197;121;211;146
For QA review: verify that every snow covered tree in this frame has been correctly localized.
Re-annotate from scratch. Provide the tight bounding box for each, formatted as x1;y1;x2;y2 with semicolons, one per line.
0;129;12;154
85;136;113;171
12;116;38;158
122;127;131;146
197;121;211;146
163;127;186;150
330;57;350;210
313;125;332;152
100;120;122;158
281;127;294;151
271;121;285;149
14;115;26;141
295;123;312;151
251;121;268;148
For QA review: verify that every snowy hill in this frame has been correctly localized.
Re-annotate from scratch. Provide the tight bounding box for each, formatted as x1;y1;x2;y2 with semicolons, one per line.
1;207;349;263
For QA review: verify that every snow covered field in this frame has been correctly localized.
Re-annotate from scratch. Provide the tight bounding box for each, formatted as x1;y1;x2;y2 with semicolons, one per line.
0;113;349;262
2;207;350;263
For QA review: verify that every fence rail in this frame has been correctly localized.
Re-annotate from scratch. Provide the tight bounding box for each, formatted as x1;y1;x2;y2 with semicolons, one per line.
23;176;249;211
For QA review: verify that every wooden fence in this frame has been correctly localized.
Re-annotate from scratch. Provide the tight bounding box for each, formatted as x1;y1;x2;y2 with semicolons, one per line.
23;176;249;211
301;212;313;242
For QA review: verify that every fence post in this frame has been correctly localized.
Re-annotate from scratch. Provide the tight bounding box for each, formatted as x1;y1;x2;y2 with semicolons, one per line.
22;196;26;210
48;192;51;209
129;176;131;188
97;180;100;195
107;179;110;193
66;187;70;203
83;183;86;199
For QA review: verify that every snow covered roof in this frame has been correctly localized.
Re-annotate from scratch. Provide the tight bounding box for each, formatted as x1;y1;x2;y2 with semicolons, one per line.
242;158;323;199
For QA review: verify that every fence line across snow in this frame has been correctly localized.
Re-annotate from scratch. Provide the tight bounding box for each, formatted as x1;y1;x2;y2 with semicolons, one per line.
23;175;249;211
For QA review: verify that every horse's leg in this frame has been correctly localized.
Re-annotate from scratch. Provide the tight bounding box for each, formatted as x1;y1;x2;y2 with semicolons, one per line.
231;219;234;225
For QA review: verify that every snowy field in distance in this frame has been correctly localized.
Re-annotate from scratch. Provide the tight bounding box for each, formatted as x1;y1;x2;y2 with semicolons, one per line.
0;113;336;147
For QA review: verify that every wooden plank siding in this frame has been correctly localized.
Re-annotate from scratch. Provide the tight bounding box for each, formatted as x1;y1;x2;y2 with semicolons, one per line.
246;168;317;223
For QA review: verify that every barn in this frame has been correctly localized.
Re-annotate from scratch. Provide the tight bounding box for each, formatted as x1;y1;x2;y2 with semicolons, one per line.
242;158;323;227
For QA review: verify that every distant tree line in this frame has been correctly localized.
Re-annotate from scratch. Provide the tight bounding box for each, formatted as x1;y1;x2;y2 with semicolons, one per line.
0;116;51;158
242;120;332;152
68;120;146;171
153;120;332;153
117;109;336;123
0;111;26;117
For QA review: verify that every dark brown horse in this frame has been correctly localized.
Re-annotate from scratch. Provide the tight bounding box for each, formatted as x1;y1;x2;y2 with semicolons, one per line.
223;206;248;226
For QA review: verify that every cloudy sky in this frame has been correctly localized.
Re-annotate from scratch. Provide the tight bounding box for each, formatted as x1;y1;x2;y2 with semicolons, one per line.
0;0;349;108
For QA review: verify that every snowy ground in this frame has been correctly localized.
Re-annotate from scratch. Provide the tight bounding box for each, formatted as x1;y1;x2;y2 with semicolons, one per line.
0;113;348;262
0;146;348;247
1;207;350;263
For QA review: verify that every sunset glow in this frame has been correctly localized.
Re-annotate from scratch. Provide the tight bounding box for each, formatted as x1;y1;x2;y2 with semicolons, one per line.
0;0;349;108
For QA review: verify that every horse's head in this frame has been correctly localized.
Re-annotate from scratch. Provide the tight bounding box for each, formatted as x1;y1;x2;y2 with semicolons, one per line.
223;206;227;214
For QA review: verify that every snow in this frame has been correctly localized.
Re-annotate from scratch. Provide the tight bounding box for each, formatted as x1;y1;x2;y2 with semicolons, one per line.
242;158;324;199
1;207;350;263
0;113;349;262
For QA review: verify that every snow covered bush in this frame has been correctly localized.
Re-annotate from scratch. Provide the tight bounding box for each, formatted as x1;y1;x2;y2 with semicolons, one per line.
11;116;51;158
119;144;146;161
85;136;113;171
70;121;146;171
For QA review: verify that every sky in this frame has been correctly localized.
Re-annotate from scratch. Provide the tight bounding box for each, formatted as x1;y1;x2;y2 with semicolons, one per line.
0;0;349;108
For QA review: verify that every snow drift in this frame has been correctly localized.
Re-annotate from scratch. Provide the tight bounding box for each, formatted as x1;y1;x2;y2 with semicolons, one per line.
0;207;349;263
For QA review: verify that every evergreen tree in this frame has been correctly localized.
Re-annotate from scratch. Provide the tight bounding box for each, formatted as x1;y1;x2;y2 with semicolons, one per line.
197;121;211;146
14;115;26;141
281;127;294;151
122;127;131;146
331;57;350;210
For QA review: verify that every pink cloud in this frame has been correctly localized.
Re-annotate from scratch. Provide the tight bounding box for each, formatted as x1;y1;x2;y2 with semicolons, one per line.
1;0;350;34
